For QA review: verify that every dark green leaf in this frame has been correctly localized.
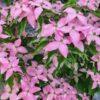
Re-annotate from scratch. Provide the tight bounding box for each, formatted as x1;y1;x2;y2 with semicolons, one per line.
92;9;100;18
3;0;11;5
18;18;27;37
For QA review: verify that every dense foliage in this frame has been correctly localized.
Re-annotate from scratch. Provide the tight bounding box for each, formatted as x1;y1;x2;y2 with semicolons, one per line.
0;0;100;100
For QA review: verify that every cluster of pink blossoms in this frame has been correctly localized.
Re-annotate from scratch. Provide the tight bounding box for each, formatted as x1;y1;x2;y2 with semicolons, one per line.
1;60;78;100
41;7;100;57
0;39;27;80
77;0;100;10
0;0;100;100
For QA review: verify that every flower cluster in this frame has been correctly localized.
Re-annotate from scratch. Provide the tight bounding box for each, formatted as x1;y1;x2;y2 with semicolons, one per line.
1;61;79;100
0;0;100;100
77;0;100;10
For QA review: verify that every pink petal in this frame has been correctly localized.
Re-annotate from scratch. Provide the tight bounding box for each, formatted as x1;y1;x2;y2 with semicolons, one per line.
14;39;21;47
42;1;52;10
0;20;5;25
0;66;7;74
70;30;80;44
55;88;63;94
86;34;94;45
13;67;22;73
74;42;84;52
55;31;63;41
10;4;22;19
17;46;27;53
21;80;28;91
94;28;100;35
43;85;54;94
29;86;41;93
67;14;76;22
22;5;31;13
59;43;68;57
57;17;67;27
91;55;99;62
22;0;29;3
52;56;58;67
77;13;87;25
0;34;10;39
44;41;59;51
0;57;9;64
41;24;55;37
26;93;37;100
34;7;43;19
0;52;7;57
6;69;13;80
58;26;71;33
1;92;10;100
38;75;48;81
1;9;8;17
18;92;27;99
10;93;18;100
47;94;54;100
27;12;36;28
64;7;76;22
64;7;76;15
87;70;94;76
94;36;100;45
27;67;35;76
92;82;97;89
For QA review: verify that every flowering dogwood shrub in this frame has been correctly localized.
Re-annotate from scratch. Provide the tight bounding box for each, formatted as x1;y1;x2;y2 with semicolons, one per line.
0;0;100;100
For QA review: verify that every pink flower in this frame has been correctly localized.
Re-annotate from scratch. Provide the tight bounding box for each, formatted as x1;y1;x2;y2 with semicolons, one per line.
18;76;40;100
52;1;63;13
79;93;89;100
91;54;100;71
5;39;27;55
87;70;100;89
41;19;84;52
17;0;52;28
10;3;22;19
41;79;77;100
70;29;84;52
1;80;19;100
6;57;22;80
44;41;68;57
41;18;68;38
30;0;52;10
77;0;99;10
64;7;87;25
27;63;48;82
41;23;55;37
0;47;22;80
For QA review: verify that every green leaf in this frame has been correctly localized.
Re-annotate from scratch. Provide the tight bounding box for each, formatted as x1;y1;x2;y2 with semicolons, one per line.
33;38;48;55
92;9;100;18
76;73;92;93
54;56;65;76
37;16;43;33
37;81;48;88
3;0;11;5
18;18;27;37
45;51;55;68
64;0;76;8
50;0;56;3
6;76;14;87
33;54;44;64
68;0;76;4
38;16;43;28
4;26;13;35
